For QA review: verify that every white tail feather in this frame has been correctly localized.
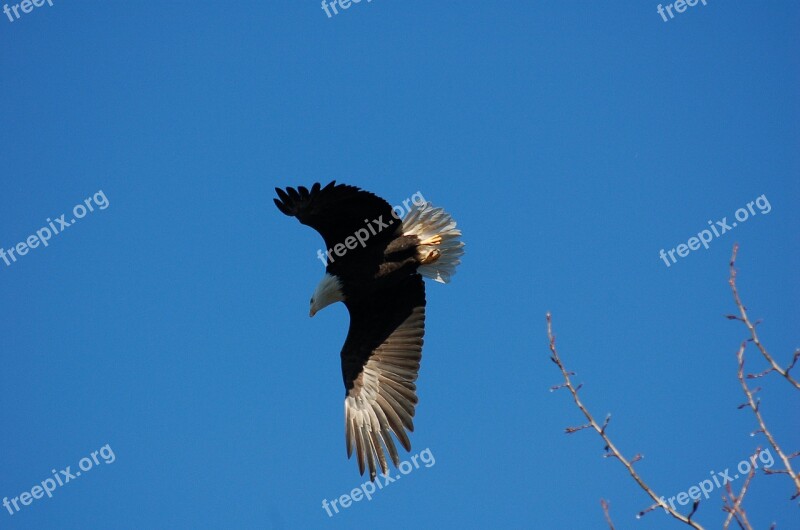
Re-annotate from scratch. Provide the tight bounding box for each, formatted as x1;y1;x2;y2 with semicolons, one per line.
401;202;464;283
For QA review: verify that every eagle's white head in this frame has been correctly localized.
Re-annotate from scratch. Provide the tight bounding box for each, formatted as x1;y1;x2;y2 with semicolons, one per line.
310;273;344;317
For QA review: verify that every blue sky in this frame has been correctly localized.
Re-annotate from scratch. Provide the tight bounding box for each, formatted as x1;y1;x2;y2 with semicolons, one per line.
1;1;798;529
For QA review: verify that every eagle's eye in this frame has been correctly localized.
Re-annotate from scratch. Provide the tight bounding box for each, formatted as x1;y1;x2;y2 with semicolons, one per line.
310;297;314;305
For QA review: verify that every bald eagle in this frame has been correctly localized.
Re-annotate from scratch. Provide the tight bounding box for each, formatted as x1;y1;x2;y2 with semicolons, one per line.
274;182;464;480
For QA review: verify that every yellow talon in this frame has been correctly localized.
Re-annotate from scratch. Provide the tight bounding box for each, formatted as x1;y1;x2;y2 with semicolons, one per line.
420;249;441;264
421;234;442;246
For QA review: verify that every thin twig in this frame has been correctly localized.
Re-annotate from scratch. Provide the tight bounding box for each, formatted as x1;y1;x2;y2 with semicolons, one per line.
600;499;615;530
546;313;705;529
728;244;800;390
722;447;759;530
736;342;800;499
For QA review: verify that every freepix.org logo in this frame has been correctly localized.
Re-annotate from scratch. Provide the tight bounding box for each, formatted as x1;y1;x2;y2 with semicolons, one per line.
656;0;708;23
320;0;373;19
659;448;774;511
321;448;435;517
3;0;54;23
658;194;771;268
3;444;116;517
315;190;427;267
1;190;110;269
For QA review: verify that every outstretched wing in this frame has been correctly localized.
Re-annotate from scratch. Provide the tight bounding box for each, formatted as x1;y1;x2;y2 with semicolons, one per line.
340;274;426;480
274;182;398;272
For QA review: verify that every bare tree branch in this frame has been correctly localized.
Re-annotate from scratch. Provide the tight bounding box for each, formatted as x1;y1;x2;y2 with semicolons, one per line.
722;447;759;530
600;499;615;530
736;342;800;499
546;313;705;529
728;244;800;390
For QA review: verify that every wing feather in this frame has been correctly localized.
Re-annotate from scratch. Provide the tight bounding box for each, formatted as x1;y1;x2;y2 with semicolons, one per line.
273;181;397;274
341;275;426;480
